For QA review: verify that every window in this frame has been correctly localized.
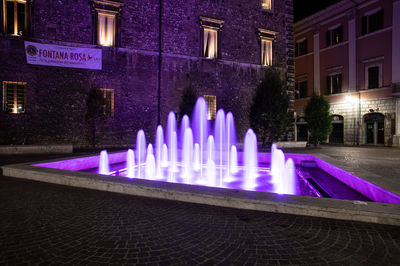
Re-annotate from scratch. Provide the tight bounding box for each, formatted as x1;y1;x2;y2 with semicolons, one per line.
326;73;342;94
97;13;115;46
295;39;307;57
203;28;218;59
204;95;216;120
200;16;223;59
367;66;380;89
101;88;114;117
295;80;308;99
362;9;384;35
2;81;26;113
261;39;272;66
4;0;26;36
91;0;121;47
326;25;343;47
261;0;272;10
258;28;277;66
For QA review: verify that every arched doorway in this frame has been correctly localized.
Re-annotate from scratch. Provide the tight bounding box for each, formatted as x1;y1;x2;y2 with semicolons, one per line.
329;115;344;144
364;113;384;144
296;117;308;142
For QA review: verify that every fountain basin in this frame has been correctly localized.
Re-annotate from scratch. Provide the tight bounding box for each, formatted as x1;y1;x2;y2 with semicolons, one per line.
2;151;399;226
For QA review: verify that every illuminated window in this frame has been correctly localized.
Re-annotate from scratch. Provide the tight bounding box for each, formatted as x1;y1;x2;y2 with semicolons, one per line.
97;13;115;46
261;0;272;10
4;0;26;36
101;88;114;117
200;16;223;59
2;81;26;114
326;25;343;47
258;28;277;66
203;28;218;59
92;0;121;47
261;39;272;66
204;95;216;120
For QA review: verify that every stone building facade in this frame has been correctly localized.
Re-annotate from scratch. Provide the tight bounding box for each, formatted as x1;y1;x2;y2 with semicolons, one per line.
294;0;400;146
0;0;294;148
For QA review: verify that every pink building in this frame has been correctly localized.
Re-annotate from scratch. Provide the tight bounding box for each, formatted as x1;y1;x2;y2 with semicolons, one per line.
294;0;400;146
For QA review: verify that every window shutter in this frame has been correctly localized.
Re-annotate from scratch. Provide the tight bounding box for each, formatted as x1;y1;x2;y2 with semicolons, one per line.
326;76;331;95
6;2;14;34
338;74;342;93
17;2;25;35
16;84;26;112
377;9;384;30
5;83;14;112
326;30;331;47
362;16;367;35
337;26;343;43
303;39;308;54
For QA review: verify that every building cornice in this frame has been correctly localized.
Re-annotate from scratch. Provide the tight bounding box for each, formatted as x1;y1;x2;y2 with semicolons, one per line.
294;0;378;35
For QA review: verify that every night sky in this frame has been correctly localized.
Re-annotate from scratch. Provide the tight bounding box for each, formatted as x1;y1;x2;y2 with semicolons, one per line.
294;0;342;22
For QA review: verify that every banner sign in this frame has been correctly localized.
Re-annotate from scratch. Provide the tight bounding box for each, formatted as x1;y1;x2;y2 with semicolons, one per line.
24;41;102;70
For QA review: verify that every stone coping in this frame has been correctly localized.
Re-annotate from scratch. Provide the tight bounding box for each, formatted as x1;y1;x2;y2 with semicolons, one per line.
2;153;400;226
0;145;73;154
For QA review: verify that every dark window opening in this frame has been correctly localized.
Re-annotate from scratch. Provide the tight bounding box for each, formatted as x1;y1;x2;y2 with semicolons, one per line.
368;66;379;89
326;74;342;94
295;80;308;99
326;26;343;47
295;39;308;57
362;9;384;35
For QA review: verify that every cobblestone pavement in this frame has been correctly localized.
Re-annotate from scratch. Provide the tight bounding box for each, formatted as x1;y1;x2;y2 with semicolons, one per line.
0;176;399;265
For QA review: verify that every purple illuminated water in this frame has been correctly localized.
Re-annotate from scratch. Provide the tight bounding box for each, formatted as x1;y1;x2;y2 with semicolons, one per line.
97;97;297;194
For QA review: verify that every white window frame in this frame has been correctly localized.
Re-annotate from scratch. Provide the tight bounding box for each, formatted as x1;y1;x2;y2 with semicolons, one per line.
295;38;307;57
327;71;343;95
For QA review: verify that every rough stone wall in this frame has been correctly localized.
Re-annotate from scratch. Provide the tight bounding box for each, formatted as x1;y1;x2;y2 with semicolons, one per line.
0;0;292;147
324;97;395;146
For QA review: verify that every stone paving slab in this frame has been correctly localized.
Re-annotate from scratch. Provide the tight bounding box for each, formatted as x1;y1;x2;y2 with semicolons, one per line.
0;176;399;265
285;146;400;196
2;160;400;226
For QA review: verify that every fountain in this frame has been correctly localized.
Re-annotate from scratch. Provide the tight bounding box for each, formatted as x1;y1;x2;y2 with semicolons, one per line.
136;130;146;178
98;150;110;175
126;149;135;178
26;97;400;226
95;97;297;194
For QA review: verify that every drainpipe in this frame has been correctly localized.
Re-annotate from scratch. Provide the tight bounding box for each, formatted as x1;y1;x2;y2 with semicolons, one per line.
350;0;360;146
157;0;163;125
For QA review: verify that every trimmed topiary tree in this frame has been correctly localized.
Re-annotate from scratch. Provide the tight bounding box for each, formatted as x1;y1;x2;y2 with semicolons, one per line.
304;93;332;145
249;70;290;147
